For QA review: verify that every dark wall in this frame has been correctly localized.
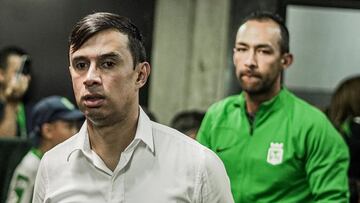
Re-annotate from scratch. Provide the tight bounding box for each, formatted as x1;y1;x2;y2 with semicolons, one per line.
0;0;155;108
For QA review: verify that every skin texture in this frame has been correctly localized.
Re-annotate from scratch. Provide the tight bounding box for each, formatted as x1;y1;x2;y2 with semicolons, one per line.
233;20;293;114
69;29;150;170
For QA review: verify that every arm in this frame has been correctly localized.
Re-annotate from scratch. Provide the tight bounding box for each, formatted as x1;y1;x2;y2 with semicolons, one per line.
305;118;349;202
32;157;48;203
195;148;234;203
7;174;34;203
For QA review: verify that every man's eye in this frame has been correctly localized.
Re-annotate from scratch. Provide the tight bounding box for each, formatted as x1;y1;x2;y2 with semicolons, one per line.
234;47;247;52
258;49;272;55
102;61;115;69
74;62;88;70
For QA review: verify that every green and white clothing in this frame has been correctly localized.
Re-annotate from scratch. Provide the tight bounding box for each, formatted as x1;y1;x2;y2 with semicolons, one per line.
16;102;27;138
7;148;42;203
197;88;349;203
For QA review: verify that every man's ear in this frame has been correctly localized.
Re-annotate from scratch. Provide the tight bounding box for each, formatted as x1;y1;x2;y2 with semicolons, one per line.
41;123;53;140
135;62;151;88
280;53;293;70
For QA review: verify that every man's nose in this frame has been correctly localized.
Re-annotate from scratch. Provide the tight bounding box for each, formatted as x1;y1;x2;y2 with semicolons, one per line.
244;51;257;69
83;64;101;86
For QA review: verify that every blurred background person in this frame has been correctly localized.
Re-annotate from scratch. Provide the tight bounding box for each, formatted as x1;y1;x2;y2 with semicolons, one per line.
6;96;83;203
328;75;360;203
0;46;31;138
170;110;205;139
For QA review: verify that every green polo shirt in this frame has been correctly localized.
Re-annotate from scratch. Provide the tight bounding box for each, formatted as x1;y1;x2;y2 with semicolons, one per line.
197;88;349;203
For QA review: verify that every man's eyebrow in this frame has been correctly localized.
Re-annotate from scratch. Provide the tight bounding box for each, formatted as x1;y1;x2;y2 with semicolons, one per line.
236;42;273;50
98;52;122;60
235;42;248;47
255;44;273;49
71;56;86;61
71;52;122;63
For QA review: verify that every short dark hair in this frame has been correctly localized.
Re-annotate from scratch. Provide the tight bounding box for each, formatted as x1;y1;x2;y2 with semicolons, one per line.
240;11;290;54
0;46;28;71
69;12;146;67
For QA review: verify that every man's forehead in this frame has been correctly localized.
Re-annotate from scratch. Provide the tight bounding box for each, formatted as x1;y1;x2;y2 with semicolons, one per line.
70;29;129;56
237;20;281;39
235;20;282;48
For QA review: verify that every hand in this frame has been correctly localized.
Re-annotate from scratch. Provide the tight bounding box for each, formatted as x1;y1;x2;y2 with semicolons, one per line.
5;74;31;101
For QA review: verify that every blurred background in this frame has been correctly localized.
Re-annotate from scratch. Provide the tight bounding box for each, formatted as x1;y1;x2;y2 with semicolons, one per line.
0;0;359;125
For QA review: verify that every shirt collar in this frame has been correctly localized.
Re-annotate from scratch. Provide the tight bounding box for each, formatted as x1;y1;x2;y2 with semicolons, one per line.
67;106;154;161
31;147;43;159
235;87;287;109
66;121;90;161
133;106;154;153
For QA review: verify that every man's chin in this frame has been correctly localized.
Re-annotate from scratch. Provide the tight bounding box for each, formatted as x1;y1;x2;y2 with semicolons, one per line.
240;82;260;92
240;84;267;95
85;111;105;122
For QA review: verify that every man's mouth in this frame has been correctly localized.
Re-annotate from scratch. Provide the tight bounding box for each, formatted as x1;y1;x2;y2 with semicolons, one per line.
82;94;105;108
241;72;261;79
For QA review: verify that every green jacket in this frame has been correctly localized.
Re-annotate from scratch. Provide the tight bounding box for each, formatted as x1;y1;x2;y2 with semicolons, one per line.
197;88;349;203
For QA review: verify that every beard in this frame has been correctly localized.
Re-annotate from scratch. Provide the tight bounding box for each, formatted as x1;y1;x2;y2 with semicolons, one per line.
238;71;280;96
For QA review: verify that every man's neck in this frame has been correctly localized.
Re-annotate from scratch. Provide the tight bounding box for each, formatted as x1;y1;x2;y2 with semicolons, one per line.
87;110;139;171
244;86;281;115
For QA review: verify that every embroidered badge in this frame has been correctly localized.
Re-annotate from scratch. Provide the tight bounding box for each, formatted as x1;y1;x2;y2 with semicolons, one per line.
267;142;284;165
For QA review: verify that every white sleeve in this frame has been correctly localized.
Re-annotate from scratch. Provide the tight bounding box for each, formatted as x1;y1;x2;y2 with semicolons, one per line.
196;148;234;203
6;167;36;203
32;156;48;203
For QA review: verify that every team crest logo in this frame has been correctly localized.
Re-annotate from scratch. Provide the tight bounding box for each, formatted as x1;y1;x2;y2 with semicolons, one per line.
267;142;284;165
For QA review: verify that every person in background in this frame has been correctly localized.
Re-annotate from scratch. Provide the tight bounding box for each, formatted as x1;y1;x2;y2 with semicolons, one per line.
171;110;205;139
6;96;83;203
33;12;233;203
197;11;349;202
328;75;360;203
0;46;31;138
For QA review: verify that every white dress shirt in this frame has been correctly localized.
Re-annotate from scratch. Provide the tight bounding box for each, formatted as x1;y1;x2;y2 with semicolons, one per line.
32;107;233;203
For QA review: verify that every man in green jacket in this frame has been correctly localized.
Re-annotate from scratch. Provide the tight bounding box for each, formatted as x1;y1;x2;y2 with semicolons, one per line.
197;11;349;202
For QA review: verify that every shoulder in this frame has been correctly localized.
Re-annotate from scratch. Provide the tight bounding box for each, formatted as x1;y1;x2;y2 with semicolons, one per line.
207;94;241;114
14;151;40;173
283;90;345;145
152;121;207;150
11;151;40;182
151;122;223;162
202;94;242;126
41;132;80;165
151;121;228;174
284;90;329;124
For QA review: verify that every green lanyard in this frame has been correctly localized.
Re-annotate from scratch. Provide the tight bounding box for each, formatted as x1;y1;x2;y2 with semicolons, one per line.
16;102;27;138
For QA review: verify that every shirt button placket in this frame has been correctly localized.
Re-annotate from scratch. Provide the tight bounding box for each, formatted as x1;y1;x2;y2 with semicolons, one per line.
110;166;125;202
116;173;125;202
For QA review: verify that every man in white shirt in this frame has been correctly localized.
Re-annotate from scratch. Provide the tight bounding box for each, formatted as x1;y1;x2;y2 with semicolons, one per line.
32;12;233;203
